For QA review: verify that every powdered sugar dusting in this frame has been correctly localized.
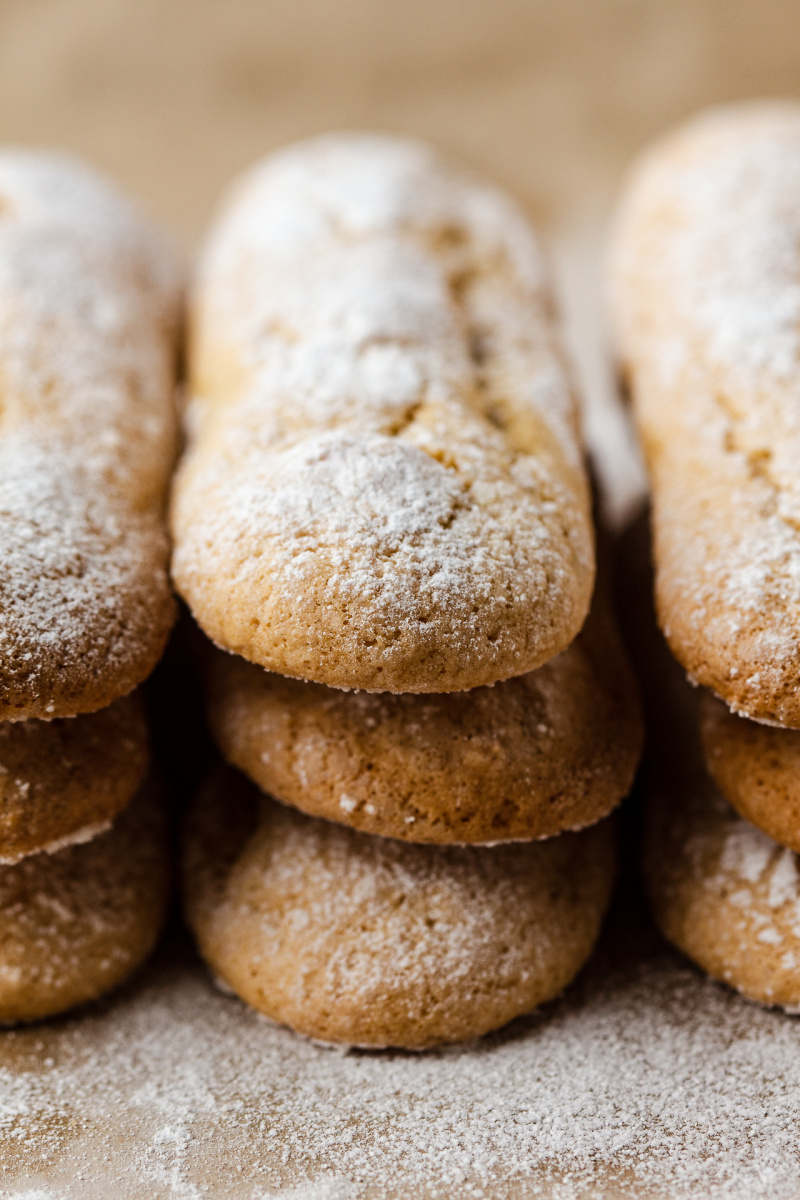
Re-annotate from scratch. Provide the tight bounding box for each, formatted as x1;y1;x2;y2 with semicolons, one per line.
0;151;181;717
716;824;800;914
194;131;583;474
640;104;800;526
3;917;800;1198
610;102;800;722
719;822;775;885
1;439;171;716
172;133;593;692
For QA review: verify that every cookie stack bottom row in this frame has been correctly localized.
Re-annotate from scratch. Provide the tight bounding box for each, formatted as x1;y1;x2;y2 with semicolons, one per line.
617;516;800;1013
182;574;643;1049
0;151;181;1024
0;698;169;1025
643;670;800;1012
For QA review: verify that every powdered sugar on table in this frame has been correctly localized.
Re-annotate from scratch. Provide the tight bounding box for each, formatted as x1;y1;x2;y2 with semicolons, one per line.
2;912;800;1200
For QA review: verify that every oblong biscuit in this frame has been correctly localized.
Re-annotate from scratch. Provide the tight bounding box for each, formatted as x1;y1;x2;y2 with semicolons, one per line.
0;779;169;1024
205;588;642;843
183;768;616;1049
172;133;594;693
610;102;800;727
0;691;149;864
621;510;800;1009
645;778;800;1012
700;690;800;855
0;151;182;720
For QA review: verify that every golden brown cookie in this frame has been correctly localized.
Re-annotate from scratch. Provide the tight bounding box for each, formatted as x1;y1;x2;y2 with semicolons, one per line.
610;102;800;727
0;778;169;1024
645;775;800;1012
205;588;642;843
172;133;594;694
0;691;149;864
622;508;800;1010
0;151;182;721
183;768;616;1049
700;690;800;855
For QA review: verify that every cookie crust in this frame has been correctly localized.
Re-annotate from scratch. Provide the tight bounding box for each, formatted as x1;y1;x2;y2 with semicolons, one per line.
205;589;641;843
0;779;169;1024
645;777;800;1012
183;769;616;1049
611;102;800;727
0;691;149;864
172;133;594;693
0;151;181;720
701;690;800;855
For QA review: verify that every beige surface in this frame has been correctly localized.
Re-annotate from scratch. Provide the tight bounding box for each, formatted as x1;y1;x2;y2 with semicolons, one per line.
5;895;800;1199
3;0;800;1195
1;0;798;243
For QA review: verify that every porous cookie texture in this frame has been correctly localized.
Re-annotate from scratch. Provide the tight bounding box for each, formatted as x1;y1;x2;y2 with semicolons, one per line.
701;690;800;855
205;589;642;843
610;102;800;727
172;133;594;693
0;691;149;864
645;777;800;1012
183;769;616;1049
0;779;169;1024
0;151;182;721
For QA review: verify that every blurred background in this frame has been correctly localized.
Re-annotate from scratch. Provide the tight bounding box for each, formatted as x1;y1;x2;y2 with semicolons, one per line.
3;0;799;241
2;0;798;515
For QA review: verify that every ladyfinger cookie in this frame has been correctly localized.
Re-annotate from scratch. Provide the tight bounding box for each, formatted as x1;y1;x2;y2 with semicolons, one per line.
0;778;169;1024
645;775;800;1013
183;767;615;1049
171;133;594;693
625;506;800;1011
611;102;800;727
205;585;642;843
701;690;800;855
0;692;148;864
0;152;181;720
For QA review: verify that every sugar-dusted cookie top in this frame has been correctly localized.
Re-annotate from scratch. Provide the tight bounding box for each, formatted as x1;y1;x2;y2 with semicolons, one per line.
611;102;800;727
0;152;182;720
172;133;594;693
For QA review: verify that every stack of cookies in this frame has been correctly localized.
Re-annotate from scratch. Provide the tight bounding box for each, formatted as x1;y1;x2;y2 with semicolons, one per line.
0;152;181;1023
173;134;642;1048
611;102;800;1011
